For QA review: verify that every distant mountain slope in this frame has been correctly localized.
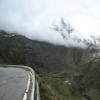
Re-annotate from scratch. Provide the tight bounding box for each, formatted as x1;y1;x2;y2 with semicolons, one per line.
0;30;89;71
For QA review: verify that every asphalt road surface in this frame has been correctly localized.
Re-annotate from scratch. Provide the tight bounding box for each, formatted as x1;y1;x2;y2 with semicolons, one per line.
0;67;28;100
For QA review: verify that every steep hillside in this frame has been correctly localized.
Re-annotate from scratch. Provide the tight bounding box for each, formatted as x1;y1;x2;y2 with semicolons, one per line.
0;30;100;100
0;30;89;71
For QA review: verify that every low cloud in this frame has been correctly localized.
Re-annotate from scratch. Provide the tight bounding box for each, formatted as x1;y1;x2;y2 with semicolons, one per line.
0;0;100;47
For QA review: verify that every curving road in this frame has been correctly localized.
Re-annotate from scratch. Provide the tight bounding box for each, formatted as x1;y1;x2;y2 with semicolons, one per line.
0;67;30;100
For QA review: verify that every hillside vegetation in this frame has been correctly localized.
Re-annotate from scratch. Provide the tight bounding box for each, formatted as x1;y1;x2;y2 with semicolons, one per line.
0;30;100;100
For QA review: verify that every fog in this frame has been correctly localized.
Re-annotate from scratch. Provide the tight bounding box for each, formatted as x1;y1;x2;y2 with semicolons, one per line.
0;0;100;47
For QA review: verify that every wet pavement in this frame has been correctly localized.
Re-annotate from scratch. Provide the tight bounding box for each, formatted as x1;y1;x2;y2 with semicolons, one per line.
0;67;28;100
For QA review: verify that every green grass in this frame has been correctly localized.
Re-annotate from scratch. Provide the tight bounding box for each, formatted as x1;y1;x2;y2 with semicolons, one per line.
37;72;87;100
37;65;100;100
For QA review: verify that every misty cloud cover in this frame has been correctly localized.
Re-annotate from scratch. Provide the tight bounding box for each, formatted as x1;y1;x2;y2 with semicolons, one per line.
0;0;100;47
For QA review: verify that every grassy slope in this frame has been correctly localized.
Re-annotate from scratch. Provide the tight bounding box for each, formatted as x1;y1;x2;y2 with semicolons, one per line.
38;72;85;100
37;59;100;100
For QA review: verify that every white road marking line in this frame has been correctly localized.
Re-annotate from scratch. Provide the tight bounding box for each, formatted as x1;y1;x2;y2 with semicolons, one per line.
23;72;31;100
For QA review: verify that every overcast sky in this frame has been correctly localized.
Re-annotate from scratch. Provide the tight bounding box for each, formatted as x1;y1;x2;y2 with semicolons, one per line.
0;0;100;46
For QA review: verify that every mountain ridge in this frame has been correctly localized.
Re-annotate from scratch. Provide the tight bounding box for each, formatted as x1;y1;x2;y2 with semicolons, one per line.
0;30;89;70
